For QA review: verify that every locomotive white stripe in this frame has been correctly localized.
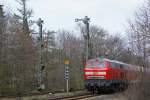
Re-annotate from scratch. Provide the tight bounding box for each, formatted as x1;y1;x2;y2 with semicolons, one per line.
85;71;106;75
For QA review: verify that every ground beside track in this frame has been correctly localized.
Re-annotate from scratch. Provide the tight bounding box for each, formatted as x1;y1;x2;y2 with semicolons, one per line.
0;90;131;100
81;92;127;100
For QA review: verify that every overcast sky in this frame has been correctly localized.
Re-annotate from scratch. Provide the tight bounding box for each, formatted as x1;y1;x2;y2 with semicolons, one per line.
2;0;144;34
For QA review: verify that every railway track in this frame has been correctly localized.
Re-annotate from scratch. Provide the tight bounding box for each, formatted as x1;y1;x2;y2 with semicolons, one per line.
0;91;126;100
49;94;98;100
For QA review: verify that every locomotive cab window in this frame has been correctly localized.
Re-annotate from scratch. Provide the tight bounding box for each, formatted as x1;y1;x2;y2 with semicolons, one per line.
96;62;105;68
86;60;105;68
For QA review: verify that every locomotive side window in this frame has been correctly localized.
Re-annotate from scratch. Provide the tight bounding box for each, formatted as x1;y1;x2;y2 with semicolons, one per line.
110;62;126;69
110;62;116;68
116;63;120;68
120;64;124;69
110;62;120;69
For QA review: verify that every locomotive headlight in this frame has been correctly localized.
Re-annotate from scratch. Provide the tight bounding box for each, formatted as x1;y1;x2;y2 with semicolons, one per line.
97;72;106;75
85;72;93;75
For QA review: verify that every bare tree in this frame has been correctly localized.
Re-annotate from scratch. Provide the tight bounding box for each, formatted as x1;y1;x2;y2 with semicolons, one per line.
0;9;37;95
0;5;5;66
56;30;84;91
78;24;125;60
15;0;33;37
127;0;150;99
105;34;125;60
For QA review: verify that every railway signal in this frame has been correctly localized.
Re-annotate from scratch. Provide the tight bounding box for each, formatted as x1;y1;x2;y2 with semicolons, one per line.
75;16;90;62
37;18;45;91
29;18;45;91
65;66;69;79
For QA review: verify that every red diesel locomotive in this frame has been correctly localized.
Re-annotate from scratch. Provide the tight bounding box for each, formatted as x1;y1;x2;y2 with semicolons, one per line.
84;58;139;93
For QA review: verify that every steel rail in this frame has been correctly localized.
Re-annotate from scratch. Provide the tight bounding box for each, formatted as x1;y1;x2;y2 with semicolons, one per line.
49;94;98;100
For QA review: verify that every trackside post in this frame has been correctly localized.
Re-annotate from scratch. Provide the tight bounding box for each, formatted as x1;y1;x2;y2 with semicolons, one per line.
64;59;70;92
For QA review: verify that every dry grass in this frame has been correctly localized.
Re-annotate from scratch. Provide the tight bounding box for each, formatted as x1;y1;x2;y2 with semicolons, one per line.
124;82;150;100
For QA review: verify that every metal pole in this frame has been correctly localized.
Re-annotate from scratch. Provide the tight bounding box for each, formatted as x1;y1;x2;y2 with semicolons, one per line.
66;66;69;93
75;16;90;62
37;18;44;90
85;17;90;61
64;59;69;93
0;5;3;59
66;79;69;92
83;16;90;62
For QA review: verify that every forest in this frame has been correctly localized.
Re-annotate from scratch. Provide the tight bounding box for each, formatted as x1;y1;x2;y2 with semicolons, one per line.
0;0;149;100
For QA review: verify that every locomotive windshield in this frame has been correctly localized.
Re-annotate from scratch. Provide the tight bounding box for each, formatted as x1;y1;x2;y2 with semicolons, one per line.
86;59;105;68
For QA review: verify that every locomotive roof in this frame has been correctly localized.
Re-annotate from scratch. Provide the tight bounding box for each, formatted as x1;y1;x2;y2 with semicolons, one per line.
104;58;127;65
88;58;126;64
88;58;137;70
